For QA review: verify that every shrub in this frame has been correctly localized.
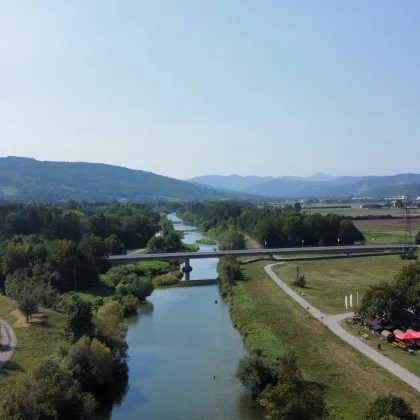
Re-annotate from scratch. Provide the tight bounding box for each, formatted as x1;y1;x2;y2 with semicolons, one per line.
153;273;180;287
120;294;139;316
293;274;307;288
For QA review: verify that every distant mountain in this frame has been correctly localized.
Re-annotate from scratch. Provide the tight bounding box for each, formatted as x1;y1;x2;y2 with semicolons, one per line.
188;172;420;198
0;157;260;203
187;174;275;191
242;173;420;198
187;173;336;191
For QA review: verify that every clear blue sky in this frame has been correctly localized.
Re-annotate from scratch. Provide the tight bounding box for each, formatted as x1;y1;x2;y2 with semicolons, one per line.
1;1;419;179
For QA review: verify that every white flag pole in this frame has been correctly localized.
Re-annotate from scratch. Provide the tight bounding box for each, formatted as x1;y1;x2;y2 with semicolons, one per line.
345;295;348;310
350;294;353;308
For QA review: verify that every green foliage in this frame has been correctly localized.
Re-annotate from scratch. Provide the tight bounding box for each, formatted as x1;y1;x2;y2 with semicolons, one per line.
153;273;180;287
195;238;217;245
65;295;94;342
219;229;246;250
259;362;328;420
179;201;365;248
363;394;418;420
293;202;302;212
235;349;278;396
120;294;139;316
416;231;420;245
361;262;420;326
0;358;97;420
105;234;126;255
217;257;242;286
115;274;154;300
293;274;307;288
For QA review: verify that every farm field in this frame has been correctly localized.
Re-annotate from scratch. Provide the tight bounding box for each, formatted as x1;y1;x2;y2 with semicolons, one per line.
234;262;420;419
354;218;420;244
273;255;412;315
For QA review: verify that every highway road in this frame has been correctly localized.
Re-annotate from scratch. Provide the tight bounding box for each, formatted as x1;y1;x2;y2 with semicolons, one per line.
109;244;417;264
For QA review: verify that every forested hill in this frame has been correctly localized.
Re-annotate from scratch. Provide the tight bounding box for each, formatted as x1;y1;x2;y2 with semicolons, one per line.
0;157;252;203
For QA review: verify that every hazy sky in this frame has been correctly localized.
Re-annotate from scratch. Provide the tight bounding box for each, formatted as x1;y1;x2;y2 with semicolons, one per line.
1;1;419;179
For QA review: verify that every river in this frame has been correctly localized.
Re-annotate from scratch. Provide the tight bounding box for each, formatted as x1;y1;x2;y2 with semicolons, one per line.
111;214;262;420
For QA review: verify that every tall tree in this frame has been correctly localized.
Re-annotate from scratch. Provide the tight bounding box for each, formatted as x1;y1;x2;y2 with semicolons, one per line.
65;295;94;342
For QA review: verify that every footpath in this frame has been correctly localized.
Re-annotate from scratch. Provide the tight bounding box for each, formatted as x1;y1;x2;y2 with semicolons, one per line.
264;262;420;393
0;318;16;369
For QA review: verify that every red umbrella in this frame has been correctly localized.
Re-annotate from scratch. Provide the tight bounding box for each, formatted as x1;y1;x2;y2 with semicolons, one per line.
396;333;416;340
411;332;420;339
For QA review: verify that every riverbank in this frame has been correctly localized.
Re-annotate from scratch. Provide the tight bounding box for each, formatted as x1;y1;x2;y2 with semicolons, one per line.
228;261;420;419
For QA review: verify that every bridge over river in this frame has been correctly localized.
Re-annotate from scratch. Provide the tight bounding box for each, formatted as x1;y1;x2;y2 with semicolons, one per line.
109;244;418;268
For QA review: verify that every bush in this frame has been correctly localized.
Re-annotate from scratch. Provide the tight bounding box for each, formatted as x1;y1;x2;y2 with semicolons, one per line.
293;274;307;288
153;273;180;287
115;274;154;300
217;257;242;286
363;394;418;420
120;294;139;316
400;251;418;260
235;350;278;396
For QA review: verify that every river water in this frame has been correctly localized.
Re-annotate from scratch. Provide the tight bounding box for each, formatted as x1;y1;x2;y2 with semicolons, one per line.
111;214;262;420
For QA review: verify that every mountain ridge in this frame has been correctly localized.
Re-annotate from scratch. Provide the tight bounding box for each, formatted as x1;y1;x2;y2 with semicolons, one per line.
188;173;420;198
0;156;261;202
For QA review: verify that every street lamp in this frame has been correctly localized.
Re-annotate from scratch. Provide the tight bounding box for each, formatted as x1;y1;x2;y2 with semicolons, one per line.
302;239;304;247
264;239;267;249
337;238;340;246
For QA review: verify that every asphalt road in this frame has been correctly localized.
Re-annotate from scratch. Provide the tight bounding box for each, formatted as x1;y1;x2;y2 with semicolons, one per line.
264;262;420;393
0;318;16;370
109;244;416;263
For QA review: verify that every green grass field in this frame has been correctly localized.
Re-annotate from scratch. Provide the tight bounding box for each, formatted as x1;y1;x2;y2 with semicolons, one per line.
233;262;420;419
0;295;66;388
273;255;410;315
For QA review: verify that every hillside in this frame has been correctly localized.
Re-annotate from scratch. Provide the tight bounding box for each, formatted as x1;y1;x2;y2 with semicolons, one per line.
188;173;420;198
0;157;257;203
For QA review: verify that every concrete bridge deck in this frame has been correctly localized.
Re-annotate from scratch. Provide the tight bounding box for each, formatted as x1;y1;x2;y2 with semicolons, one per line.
109;244;417;265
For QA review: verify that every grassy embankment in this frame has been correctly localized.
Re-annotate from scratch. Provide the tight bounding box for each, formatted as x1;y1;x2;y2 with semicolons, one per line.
181;241;199;251
0;295;66;388
229;261;420;419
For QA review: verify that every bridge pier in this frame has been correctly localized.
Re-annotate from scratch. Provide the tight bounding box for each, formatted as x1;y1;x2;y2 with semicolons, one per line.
182;258;193;273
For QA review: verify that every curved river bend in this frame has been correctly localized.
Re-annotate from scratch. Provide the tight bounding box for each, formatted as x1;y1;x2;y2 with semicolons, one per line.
111;214;262;420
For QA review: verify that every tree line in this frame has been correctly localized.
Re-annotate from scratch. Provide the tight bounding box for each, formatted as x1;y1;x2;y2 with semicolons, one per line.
179;201;365;248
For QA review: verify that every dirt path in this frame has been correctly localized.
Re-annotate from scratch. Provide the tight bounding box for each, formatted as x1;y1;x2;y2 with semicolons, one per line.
0;318;17;369
264;262;420;393
243;233;261;249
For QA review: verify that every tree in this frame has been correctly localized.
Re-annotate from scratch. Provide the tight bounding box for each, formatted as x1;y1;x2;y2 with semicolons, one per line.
65;295;94;341
219;230;246;250
0;359;97;420
416;231;420;245
259;363;328;420
293;202;302;212
360;282;407;325
363;394;418;420
235;350;277;396
115;274;154;301
105;234;126;255
18;292;38;323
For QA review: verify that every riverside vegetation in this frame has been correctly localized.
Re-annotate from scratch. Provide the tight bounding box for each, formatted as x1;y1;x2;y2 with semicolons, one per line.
0;202;190;418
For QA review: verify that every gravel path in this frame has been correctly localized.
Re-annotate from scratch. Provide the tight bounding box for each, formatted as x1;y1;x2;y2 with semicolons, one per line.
243;234;261;249
264;262;420;393
0;318;17;369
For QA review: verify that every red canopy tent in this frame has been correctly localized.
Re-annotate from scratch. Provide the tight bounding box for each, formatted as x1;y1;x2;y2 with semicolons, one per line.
411;332;420;339
395;333;416;340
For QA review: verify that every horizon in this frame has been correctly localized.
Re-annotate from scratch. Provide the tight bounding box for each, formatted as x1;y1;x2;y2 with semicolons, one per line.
1;1;420;178
3;155;420;181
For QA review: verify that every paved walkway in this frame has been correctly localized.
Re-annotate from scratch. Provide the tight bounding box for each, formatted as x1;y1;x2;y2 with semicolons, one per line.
0;318;16;369
264;262;420;393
